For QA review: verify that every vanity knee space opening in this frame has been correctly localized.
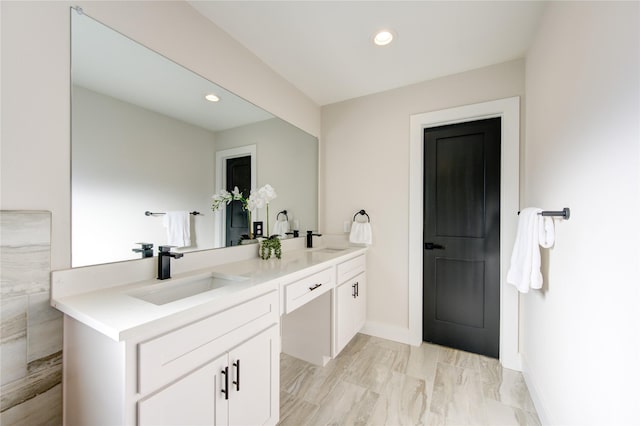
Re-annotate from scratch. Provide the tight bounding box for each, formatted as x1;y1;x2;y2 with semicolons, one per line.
281;291;333;366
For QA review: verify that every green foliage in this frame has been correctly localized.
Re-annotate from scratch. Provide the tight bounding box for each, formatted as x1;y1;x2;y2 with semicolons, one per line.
260;236;282;260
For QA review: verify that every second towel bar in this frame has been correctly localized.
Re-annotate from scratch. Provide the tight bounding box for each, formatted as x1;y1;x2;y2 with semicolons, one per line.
517;207;570;220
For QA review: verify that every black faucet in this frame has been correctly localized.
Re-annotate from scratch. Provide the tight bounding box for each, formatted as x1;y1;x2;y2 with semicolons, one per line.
157;245;183;280
132;242;154;258
306;230;322;248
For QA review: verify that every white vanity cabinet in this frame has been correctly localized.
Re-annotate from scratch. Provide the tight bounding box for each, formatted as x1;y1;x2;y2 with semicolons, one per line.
55;245;369;425
63;290;280;426
333;255;367;356
138;325;278;426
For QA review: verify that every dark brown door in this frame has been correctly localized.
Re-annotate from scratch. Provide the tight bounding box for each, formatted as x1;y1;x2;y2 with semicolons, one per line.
423;117;501;358
225;156;251;246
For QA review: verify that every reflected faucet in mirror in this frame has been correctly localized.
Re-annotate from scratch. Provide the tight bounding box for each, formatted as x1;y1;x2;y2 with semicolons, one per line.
132;242;154;259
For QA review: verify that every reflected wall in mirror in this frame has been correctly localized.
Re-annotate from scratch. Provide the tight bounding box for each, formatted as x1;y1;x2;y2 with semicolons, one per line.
71;10;318;267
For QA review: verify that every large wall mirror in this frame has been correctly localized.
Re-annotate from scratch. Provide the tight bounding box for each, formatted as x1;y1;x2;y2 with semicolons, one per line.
71;10;318;267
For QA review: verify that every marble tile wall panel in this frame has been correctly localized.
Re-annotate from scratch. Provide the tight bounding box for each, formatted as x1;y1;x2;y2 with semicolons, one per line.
1;296;28;385
27;291;62;363
0;384;62;426
0;211;61;424
1;212;51;298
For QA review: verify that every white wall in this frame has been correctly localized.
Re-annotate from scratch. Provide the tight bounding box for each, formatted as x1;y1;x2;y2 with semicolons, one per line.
0;1;320;270
321;60;525;339
215;118;318;235
523;2;640;424
72;86;217;266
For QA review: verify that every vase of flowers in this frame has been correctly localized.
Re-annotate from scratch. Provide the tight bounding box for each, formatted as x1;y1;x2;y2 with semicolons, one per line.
253;184;277;237
212;184;277;242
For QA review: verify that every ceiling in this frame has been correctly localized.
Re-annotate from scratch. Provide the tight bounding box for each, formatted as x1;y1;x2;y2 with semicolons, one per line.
190;1;547;106
72;10;273;133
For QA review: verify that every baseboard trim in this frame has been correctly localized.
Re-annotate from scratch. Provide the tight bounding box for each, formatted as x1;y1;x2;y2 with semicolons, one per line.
360;321;415;346
521;355;551;425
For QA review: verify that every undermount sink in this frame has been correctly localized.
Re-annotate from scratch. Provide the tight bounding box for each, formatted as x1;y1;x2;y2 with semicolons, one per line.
130;272;249;306
313;248;348;254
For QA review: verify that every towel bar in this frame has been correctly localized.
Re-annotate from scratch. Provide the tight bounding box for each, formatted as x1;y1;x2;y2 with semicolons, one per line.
517;207;570;220
145;211;201;216
276;210;288;221
353;209;370;222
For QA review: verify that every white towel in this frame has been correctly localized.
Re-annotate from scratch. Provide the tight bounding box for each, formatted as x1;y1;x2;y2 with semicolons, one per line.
272;219;290;237
349;221;373;245
163;211;191;248
507;207;555;293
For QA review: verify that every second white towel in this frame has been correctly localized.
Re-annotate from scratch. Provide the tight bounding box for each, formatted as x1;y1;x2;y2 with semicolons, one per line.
507;207;555;293
272;219;290;237
349;221;372;245
163;211;191;248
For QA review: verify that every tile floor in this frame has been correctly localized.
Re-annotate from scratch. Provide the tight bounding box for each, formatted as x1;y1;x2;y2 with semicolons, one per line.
279;334;540;426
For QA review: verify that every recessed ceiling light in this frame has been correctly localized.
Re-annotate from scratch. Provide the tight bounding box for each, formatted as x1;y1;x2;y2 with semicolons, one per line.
205;93;220;102
373;30;395;46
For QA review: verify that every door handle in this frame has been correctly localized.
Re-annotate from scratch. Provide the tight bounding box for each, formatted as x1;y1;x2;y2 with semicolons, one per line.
309;283;322;291
424;242;445;250
221;366;229;400
233;359;240;391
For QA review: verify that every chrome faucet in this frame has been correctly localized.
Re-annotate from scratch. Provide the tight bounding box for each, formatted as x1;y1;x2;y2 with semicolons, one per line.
157;245;183;280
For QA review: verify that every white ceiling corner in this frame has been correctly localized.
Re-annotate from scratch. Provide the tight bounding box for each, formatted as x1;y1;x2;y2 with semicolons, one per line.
189;1;547;106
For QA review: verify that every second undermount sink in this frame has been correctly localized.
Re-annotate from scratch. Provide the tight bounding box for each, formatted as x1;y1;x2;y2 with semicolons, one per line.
313;247;348;254
130;272;249;306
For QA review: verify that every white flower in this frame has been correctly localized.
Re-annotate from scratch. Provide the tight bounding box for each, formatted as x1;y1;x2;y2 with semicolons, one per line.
246;196;257;211
211;189;234;211
212;184;277;213
258;184;277;203
231;186;243;201
247;189;265;210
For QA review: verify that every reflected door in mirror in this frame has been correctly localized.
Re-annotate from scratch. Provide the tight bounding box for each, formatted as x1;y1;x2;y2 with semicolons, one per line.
226;156;251;246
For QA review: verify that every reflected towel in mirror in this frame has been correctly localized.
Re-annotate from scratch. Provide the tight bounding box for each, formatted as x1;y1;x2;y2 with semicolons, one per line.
272;219;290;237
163;211;191;248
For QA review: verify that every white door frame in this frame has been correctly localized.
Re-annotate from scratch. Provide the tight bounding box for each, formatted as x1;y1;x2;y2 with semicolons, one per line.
408;97;521;371
214;145;257;248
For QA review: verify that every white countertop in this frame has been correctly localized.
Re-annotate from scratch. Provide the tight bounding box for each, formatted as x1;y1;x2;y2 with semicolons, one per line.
52;246;366;342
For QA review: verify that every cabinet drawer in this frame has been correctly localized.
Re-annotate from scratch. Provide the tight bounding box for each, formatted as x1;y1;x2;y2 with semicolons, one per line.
138;290;278;395
284;268;334;314
337;255;366;283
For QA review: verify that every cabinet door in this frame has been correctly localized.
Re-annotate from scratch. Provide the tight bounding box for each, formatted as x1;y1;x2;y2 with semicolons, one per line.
335;272;367;355
353;272;366;334
228;325;279;426
335;278;356;355
138;353;228;426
